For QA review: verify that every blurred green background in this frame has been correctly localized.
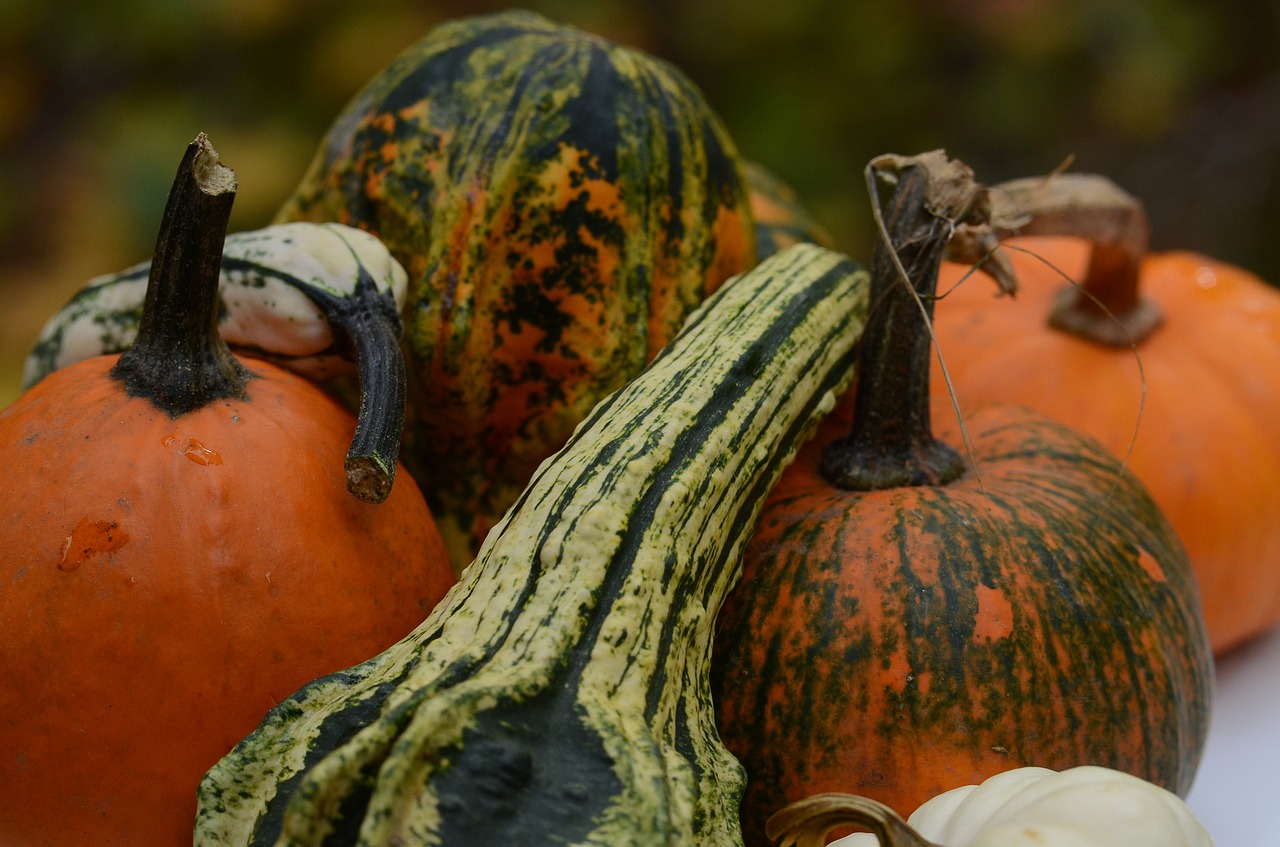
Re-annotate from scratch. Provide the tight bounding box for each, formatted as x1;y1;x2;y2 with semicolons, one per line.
3;0;1279;406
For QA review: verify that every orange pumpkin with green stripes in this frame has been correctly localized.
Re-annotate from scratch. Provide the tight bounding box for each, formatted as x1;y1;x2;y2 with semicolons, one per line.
926;174;1280;654
710;153;1213;846
276;11;755;565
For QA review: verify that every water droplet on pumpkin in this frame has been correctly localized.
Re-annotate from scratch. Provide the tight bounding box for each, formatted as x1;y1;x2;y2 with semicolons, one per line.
182;438;223;466
161;433;177;447
58;516;131;572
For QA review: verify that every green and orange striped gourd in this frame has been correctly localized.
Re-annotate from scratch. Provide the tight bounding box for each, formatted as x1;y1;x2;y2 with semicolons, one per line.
276;10;756;566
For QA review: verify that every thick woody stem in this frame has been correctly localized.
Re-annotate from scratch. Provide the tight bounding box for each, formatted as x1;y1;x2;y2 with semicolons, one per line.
110;134;249;414
989;173;1161;346
820;151;997;491
109;135;403;504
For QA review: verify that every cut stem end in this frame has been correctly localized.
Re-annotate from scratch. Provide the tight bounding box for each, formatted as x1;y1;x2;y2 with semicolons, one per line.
110;133;249;416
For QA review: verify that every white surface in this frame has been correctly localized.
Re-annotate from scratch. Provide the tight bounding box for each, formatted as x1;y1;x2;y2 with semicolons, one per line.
1187;626;1280;847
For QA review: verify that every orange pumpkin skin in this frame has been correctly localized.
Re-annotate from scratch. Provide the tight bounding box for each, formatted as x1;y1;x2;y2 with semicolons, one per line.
0;354;456;847
930;237;1280;652
712;400;1213;845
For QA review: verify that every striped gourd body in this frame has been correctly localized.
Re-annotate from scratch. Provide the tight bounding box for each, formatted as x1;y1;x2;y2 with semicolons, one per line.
276;10;756;565
742;161;835;261
194;243;867;847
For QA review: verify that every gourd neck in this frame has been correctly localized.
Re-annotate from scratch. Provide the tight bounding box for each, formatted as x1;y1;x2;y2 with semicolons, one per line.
296;275;407;504
110;134;249;414
989;172;1161;346
820;152;994;491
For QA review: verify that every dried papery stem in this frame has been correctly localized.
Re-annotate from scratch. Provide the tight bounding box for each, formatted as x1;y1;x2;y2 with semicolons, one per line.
989;172;1161;345
821;150;1011;491
765;792;941;847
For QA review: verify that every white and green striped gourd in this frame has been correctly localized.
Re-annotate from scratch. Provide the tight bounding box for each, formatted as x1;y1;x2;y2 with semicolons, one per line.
23;221;406;386
22;221;411;501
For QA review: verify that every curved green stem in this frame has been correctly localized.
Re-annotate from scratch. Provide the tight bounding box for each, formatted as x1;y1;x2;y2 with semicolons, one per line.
291;270;406;504
110;134;249;414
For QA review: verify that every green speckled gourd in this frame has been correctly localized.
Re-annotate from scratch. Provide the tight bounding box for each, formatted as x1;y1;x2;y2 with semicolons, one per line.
276;10;756;565
194;243;868;846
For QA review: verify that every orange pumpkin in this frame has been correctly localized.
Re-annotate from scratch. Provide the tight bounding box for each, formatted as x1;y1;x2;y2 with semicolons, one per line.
712;154;1212;845
929;173;1280;653
0;136;456;846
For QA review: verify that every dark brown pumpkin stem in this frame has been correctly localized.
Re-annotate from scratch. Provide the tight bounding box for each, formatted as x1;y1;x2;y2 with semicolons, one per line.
989;172;1161;346
111;135;403;503
111;133;249;414
820;152;995;490
765;792;941;847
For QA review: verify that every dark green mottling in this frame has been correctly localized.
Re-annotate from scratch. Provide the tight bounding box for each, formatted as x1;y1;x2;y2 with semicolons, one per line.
275;9;756;565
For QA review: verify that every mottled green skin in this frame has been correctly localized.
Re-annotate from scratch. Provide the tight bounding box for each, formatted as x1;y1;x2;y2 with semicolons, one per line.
194;244;869;847
277;10;756;567
712;403;1215;846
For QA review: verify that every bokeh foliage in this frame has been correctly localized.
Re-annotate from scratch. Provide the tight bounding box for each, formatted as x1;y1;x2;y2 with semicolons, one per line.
2;0;1279;405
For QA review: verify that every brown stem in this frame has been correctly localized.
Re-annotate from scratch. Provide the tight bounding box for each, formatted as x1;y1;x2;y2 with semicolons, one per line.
110;134;249;413
989;173;1162;346
820;152;994;490
765;792;941;847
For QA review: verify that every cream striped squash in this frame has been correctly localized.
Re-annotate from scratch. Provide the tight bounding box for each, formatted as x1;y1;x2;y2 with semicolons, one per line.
22;222;406;387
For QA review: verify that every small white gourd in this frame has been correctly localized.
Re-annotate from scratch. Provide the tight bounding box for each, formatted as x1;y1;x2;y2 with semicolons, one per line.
770;766;1213;847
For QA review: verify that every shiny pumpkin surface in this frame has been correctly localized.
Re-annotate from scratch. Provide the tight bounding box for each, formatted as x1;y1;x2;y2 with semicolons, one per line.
277;10;755;566
712;400;1213;847
0;354;456;847
930;237;1280;652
